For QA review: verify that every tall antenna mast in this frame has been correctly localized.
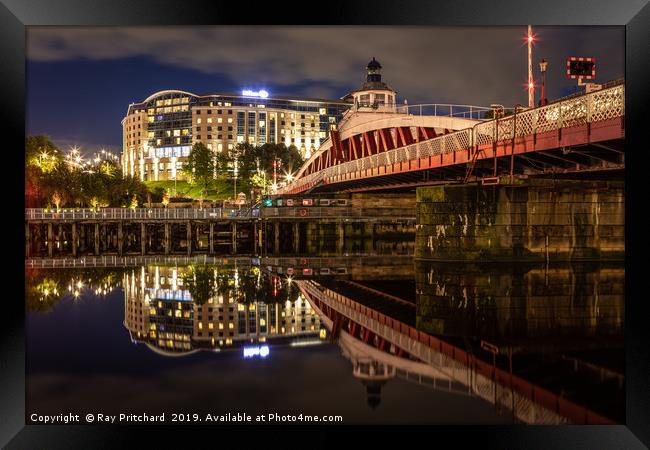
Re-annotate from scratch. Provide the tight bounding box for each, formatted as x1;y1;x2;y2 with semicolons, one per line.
528;25;534;108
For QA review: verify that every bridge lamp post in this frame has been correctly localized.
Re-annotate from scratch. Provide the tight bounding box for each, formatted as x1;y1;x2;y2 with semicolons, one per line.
539;59;549;106
490;104;504;119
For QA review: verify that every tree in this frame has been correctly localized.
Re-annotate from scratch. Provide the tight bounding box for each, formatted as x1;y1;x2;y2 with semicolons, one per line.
216;143;305;188
25;135;63;173
182;142;215;200
162;190;170;208
26;136;65;206
51;192;62;210
182;265;217;306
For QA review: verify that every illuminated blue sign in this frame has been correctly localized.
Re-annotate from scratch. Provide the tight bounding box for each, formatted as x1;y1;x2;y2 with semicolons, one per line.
243;345;270;358
241;90;269;98
146;288;193;302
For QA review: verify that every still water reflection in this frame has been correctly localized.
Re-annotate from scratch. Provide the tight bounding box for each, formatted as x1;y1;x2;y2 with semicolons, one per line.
26;258;623;424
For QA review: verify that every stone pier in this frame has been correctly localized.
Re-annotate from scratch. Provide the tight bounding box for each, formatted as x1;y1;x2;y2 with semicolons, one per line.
415;179;624;262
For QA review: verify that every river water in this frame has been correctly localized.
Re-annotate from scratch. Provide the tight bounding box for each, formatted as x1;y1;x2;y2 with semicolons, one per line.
25;256;624;424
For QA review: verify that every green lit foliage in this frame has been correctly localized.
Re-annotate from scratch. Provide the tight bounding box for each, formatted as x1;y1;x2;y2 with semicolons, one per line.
216;143;304;186
182;265;217;306
26;136;64;173
26;135;150;208
25;268;126;313
161;190;170;207
182;142;215;199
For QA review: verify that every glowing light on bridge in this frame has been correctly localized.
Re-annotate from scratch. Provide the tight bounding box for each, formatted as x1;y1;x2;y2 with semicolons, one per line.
526;25;535;108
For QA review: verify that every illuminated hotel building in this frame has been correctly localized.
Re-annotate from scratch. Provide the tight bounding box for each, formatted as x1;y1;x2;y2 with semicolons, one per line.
121;90;351;181
123;265;322;355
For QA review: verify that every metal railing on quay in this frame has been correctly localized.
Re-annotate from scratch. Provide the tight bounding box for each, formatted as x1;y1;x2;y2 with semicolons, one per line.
258;206;415;219
25;255;254;268
25;207;259;221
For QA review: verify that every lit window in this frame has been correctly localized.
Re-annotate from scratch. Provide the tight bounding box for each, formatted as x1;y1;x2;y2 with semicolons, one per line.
227;118;233;123
198;322;203;330
217;118;223;123
197;118;202;124
208;323;214;330
207;118;213;124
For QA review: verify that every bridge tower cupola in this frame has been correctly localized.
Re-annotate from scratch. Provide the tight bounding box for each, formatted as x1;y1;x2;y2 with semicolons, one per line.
343;58;397;111
366;57;382;83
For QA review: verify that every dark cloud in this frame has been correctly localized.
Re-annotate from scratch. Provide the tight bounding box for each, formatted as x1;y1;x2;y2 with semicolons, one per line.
28;26;624;106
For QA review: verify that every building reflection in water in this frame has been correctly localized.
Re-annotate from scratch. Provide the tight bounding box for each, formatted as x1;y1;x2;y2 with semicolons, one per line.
27;258;624;423
123;264;322;356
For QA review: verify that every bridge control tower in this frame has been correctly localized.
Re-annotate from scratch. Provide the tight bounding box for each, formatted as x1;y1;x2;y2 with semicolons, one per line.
286;58;484;191
342;58;397;112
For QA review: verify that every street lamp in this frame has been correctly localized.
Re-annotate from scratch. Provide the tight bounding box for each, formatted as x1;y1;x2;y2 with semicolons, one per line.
539;58;549;106
490;104;505;119
233;158;239;204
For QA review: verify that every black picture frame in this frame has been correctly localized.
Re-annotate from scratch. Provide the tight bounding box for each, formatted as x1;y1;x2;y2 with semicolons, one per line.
2;0;649;447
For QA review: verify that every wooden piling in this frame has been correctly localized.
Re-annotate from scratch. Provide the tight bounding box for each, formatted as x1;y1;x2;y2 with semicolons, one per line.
117;222;123;256
274;221;280;254
209;222;214;254
164;223;170;255
293;222;300;254
72;223;77;257
186;221;192;255
94;223;100;255
231;222;237;255
141;223;146;255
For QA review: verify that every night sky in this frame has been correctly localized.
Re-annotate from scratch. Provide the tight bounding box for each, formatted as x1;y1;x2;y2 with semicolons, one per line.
26;26;623;156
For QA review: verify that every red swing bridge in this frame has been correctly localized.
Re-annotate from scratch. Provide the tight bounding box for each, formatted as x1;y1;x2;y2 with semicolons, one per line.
281;73;624;195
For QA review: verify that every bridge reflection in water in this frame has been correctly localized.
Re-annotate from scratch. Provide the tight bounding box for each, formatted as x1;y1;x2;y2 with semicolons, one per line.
26;257;623;424
294;261;624;424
